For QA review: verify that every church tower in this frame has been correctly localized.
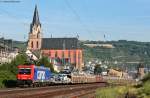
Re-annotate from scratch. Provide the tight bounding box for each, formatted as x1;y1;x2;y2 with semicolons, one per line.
27;5;42;50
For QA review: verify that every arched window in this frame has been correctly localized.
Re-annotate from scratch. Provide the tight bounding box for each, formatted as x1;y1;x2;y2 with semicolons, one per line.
74;50;76;65
62;51;65;58
55;51;58;57
78;51;80;65
68;51;71;63
49;51;51;57
37;41;39;48
31;41;33;48
62;51;65;65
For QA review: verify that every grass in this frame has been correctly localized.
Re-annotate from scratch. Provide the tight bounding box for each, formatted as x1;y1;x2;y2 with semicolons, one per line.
96;78;150;98
137;81;150;98
96;86;137;98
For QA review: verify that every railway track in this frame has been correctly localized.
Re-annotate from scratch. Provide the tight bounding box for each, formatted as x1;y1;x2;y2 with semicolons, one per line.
0;84;86;96
0;82;107;98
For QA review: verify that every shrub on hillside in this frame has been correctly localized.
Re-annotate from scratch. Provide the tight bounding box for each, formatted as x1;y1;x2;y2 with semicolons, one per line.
96;86;139;98
141;73;150;83
142;81;150;95
37;56;54;72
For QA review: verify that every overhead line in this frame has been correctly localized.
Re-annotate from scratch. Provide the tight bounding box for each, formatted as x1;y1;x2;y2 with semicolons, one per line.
64;0;96;40
0;7;29;40
0;7;29;26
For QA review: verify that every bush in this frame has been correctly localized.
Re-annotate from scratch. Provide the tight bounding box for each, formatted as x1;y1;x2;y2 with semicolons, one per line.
96;86;129;98
37;56;54;72
0;71;16;88
2;80;17;88
142;81;150;95
96;87;118;98
142;73;150;83
0;53;27;88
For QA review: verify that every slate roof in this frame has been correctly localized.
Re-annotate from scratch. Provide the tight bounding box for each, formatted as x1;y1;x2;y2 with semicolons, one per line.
41;38;79;49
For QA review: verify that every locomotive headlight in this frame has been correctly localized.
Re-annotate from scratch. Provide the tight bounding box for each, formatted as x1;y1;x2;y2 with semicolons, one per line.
17;76;20;79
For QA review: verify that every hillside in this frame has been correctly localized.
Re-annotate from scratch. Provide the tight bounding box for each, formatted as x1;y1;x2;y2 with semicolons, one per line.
0;38;26;51
80;40;150;66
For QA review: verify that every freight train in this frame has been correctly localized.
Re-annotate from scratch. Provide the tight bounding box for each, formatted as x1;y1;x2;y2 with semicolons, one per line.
17;64;103;87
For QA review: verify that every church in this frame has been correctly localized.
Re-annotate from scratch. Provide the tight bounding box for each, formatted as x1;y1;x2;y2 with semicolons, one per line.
27;5;83;70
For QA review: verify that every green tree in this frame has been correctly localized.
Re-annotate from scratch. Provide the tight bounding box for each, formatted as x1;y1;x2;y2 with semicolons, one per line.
9;53;28;74
142;73;150;83
94;64;102;75
37;56;54;72
0;52;28;88
0;53;28;74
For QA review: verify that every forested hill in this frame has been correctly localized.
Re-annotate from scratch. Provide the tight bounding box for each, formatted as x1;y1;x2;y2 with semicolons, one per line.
80;40;150;65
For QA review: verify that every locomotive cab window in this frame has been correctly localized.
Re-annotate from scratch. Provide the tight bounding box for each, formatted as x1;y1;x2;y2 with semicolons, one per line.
18;68;31;75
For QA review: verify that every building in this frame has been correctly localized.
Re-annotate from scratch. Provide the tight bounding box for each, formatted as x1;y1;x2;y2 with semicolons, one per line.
27;5;83;70
137;63;145;79
0;38;18;64
84;44;114;48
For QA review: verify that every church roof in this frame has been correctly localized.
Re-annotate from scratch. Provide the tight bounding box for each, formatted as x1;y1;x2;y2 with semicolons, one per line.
32;5;40;25
41;38;79;50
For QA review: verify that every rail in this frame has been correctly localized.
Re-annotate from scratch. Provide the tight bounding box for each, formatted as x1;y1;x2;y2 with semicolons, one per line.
0;83;107;98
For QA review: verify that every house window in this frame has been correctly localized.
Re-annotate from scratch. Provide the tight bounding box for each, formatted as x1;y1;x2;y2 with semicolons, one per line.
78;51;80;65
62;51;65;65
55;51;58;57
68;50;70;62
74;50;76;64
62;51;65;58
49;51;51;57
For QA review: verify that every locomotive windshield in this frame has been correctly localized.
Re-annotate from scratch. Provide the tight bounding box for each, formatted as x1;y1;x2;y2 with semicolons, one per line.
18;68;31;75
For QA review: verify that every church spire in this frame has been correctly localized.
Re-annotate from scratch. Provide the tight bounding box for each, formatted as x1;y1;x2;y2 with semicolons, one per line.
28;5;42;51
32;5;40;25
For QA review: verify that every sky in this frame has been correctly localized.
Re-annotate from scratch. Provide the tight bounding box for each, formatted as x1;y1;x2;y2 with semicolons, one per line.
0;0;150;41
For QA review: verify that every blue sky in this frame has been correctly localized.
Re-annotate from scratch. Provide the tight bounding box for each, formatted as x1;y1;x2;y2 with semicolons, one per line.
0;0;150;41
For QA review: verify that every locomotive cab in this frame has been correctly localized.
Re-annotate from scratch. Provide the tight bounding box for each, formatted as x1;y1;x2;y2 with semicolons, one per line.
17;64;52;87
17;65;34;86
